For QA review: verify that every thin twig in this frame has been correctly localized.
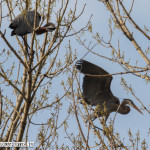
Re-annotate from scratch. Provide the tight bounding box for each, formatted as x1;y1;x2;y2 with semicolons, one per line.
0;88;2;126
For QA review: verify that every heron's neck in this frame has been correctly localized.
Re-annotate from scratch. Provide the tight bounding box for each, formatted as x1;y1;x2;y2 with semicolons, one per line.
36;27;47;35
118;102;130;114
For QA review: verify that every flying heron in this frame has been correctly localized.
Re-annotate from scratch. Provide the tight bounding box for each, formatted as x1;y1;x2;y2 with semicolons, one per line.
76;59;143;121
9;10;56;36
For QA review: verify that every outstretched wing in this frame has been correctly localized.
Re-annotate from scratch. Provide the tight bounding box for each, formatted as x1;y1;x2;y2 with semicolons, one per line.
76;59;113;106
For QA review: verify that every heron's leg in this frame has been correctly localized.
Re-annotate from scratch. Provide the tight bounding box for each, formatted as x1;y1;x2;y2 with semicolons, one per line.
85;112;96;123
22;36;29;56
85;114;103;131
93;125;103;131
23;36;36;58
91;116;97;122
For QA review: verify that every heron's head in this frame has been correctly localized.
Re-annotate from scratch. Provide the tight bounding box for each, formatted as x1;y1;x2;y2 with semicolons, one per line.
123;99;143;115
44;23;56;32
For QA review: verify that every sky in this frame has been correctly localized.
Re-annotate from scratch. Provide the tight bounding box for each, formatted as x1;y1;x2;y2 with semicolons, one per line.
0;0;150;149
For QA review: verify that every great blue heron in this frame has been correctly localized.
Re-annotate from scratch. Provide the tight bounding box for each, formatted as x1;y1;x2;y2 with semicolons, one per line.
76;59;143;121
9;10;56;36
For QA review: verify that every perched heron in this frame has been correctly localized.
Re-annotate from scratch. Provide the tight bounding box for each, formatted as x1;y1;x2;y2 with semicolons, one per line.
76;59;143;121
9;10;56;36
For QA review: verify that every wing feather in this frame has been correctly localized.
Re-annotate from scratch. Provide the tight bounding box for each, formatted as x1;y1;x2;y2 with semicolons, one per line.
76;59;113;106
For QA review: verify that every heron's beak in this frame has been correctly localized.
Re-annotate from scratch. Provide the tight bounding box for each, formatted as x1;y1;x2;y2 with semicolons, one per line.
131;104;143;115
46;26;56;32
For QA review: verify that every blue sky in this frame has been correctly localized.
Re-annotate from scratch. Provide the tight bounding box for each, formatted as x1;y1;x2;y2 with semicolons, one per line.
1;0;150;148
